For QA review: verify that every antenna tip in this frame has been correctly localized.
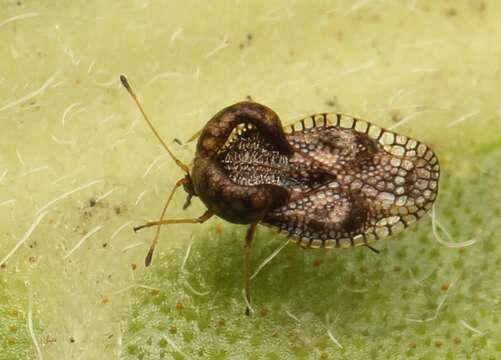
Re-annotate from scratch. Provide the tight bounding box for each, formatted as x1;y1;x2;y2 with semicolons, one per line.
120;74;130;90
145;248;154;267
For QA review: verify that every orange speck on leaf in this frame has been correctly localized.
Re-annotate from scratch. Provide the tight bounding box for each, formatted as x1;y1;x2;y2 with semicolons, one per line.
150;289;160;295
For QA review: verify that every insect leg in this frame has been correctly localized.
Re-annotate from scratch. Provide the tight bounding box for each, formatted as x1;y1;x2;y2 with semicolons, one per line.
134;175;209;266
186;128;203;143
140;210;213;266
244;223;257;316
182;194;193;210
141;177;186;266
136;209;213;231
366;244;380;254
134;178;187;232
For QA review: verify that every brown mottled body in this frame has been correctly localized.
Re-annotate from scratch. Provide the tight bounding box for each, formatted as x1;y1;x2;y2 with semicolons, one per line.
192;102;293;224
121;75;439;315
192;102;439;250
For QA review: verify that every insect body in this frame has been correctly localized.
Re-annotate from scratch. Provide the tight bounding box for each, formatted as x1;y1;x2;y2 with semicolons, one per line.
193;102;439;248
120;76;440;314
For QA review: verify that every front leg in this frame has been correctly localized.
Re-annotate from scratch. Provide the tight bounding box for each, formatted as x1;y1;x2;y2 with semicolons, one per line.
136;209;213;266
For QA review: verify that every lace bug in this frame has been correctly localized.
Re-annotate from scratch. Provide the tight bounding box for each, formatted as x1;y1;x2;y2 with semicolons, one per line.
120;75;440;315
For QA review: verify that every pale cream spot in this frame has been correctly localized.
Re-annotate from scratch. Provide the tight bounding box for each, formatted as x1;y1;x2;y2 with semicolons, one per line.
376;227;390;237
339;238;351;248
377;192;396;204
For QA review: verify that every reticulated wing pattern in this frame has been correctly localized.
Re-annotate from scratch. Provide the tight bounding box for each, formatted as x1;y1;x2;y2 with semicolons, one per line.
262;113;440;249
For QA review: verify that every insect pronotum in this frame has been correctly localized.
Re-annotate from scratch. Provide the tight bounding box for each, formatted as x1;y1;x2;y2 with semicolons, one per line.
120;75;440;315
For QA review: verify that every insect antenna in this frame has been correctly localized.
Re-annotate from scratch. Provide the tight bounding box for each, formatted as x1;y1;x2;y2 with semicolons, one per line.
119;75;190;174
120;75;192;266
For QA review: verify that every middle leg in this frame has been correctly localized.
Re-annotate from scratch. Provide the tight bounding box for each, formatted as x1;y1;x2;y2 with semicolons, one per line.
244;223;257;316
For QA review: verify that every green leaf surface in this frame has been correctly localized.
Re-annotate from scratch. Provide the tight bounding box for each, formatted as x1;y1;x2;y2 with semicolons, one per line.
1;1;500;359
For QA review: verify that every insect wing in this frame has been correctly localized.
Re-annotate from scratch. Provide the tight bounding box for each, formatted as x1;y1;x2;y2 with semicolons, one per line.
262;113;440;249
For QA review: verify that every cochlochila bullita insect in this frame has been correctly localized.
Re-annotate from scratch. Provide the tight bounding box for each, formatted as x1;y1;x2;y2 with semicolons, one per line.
120;75;440;315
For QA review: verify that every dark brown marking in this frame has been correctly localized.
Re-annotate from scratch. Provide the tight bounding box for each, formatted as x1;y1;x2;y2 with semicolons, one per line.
342;193;368;234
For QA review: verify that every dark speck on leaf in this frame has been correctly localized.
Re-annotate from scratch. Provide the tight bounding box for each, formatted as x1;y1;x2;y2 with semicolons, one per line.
239;33;254;49
325;97;337;108
390;110;402;123
446;8;458;16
